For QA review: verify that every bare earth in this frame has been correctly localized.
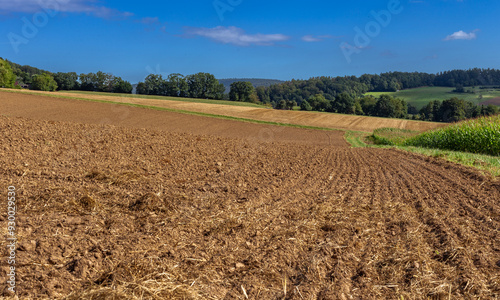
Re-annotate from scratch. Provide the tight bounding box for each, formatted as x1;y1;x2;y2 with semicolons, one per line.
480;97;500;106
1;89;444;132
0;92;499;299
0;91;345;146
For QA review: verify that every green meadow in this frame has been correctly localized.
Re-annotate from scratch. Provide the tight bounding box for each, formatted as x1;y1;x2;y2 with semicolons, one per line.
366;86;500;109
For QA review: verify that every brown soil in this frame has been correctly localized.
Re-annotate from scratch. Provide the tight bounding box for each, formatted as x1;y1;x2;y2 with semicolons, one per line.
1;89;444;132
0;91;345;146
0;94;499;299
480;97;500;106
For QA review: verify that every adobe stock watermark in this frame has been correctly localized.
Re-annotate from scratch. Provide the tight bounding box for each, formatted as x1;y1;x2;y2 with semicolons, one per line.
213;0;243;21
340;0;403;63
6;186;17;294
8;0;69;54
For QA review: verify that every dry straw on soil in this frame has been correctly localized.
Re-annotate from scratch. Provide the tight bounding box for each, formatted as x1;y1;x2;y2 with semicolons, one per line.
0;113;498;299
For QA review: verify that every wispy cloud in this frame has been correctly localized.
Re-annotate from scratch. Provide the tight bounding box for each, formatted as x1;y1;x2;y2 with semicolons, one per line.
302;35;322;42
135;16;167;32
137;17;160;25
183;26;290;46
302;34;340;42
0;0;133;19
444;30;479;41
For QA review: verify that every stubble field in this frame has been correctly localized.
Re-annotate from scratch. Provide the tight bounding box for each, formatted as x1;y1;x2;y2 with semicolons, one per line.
0;91;499;299
1;89;443;132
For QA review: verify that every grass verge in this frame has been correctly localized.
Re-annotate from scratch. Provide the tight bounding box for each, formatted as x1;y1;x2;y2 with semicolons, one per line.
355;115;500;177
379;145;500;177
371;128;420;145
344;130;371;148
349;133;500;178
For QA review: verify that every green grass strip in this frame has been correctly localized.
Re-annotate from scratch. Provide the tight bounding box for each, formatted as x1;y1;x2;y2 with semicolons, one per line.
378;145;500;177
372;128;420;146
344;130;371;148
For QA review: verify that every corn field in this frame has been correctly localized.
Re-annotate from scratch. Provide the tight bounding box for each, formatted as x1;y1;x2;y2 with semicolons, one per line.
403;115;500;156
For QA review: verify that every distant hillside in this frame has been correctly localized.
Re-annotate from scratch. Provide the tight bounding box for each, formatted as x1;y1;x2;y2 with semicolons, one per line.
366;86;500;109
218;78;285;93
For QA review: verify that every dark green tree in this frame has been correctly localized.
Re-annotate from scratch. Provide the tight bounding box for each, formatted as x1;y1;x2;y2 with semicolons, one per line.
440;98;466;122
308;94;330;111
286;100;297;110
166;73;188;97
111;77;133;93
453;84;465;93
480;104;499;116
79;73;97;91
300;100;312;111
374;94;394;117
358;96;377;115
136;82;147;95
31;73;58;91
374;95;407;118
354;100;364;115
275;100;287;109
186;72;225;100
255;86;270;103
229;81;255;102
332;92;355;114
95;71;114;92
143;74;165;95
53;72;79;90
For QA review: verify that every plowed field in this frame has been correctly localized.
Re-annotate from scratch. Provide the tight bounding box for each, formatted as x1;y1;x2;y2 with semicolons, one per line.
480;97;500;106
0;92;499;299
1;89;444;132
0;91;345;146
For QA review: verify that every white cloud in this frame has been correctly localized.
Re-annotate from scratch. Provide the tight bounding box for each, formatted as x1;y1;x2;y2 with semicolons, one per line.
302;35;340;42
444;30;478;41
184;26;290;46
302;35;321;42
0;0;132;18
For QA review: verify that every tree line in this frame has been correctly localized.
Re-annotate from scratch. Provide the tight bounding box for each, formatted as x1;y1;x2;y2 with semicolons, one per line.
419;98;499;122
250;69;500;108
1;58;132;93
228;81;498;122
136;72;225;100
1;57;499;122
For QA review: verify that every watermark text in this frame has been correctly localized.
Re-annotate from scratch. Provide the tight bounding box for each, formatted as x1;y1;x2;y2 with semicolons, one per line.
6;185;17;293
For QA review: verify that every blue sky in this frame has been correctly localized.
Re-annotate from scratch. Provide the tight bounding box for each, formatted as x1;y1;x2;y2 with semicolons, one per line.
1;0;498;83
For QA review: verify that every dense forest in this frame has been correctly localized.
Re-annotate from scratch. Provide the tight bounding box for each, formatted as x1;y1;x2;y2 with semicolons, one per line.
254;69;500;105
1;57;499;122
248;69;500;121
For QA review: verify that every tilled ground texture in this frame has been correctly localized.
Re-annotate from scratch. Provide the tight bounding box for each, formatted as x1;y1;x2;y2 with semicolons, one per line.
0;116;499;299
0;91;344;146
0;90;444;132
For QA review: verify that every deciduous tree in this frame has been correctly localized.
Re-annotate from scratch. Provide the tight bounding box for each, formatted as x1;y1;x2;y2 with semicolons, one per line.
31;73;58;91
